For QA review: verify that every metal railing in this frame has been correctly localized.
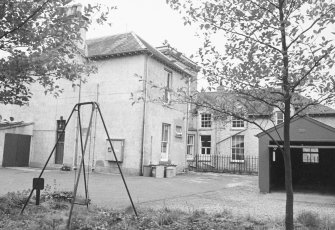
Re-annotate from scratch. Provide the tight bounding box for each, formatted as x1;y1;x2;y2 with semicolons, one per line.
188;154;258;174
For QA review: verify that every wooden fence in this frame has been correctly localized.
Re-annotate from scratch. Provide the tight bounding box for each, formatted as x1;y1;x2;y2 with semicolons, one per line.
188;154;258;174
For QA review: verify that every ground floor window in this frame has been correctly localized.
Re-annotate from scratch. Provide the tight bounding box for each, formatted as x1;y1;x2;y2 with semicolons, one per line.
161;123;170;161
302;148;319;163
201;135;211;155
187;135;195;155
55;118;65;164
232;135;244;161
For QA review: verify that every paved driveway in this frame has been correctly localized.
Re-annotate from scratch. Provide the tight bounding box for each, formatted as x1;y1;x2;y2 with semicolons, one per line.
1;167;335;221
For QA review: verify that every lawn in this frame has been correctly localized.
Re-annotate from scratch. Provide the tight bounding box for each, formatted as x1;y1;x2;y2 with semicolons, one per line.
1;189;334;230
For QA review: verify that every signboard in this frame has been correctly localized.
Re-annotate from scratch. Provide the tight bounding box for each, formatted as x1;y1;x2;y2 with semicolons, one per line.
106;139;124;162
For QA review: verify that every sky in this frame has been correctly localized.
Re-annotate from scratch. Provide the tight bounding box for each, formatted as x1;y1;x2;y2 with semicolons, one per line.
85;0;202;58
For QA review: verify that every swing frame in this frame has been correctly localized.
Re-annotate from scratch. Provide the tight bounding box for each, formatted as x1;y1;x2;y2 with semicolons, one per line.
20;102;138;228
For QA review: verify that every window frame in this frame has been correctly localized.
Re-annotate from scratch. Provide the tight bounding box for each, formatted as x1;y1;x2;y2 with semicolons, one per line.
201;113;212;128
164;70;172;103
275;111;284;125
231;135;245;162
200;135;211;155
187;134;195;156
231;116;245;129
302;148;319;164
161;123;171;161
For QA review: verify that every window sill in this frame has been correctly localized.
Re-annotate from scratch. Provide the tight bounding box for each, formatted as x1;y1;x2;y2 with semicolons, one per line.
230;127;245;130
230;160;245;163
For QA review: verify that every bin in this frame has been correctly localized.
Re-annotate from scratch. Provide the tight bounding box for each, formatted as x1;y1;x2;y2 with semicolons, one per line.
152;165;164;178
143;165;152;177
165;166;176;178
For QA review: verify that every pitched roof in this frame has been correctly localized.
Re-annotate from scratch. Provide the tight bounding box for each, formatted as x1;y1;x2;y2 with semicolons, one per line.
86;32;198;76
256;115;335;138
199;90;335;117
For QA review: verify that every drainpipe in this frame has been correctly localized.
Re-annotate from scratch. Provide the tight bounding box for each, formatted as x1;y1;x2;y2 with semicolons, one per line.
73;78;82;170
184;75;191;170
140;53;151;175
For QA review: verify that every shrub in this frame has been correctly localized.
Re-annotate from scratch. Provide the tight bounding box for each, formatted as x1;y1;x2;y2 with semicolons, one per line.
0;189;31;214
296;211;321;229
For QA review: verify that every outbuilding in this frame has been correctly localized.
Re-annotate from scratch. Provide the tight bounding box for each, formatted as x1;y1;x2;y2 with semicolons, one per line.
0;122;34;167
257;116;335;193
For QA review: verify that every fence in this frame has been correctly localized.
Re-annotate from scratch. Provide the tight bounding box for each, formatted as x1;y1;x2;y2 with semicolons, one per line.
188;154;258;174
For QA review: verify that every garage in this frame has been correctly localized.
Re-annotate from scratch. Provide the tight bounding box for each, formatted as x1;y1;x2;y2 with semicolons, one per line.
0;122;34;167
2;133;31;167
258;116;335;193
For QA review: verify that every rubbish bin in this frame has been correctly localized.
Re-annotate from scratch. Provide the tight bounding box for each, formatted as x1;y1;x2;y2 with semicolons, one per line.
143;165;152;177
165;166;176;178
152;165;164;178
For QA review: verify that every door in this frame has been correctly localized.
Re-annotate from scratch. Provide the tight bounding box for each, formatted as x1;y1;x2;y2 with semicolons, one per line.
55;119;65;164
2;133;31;167
200;135;211;161
161;123;171;161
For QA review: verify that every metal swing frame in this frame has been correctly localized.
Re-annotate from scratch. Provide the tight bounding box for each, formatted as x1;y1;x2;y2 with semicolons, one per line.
20;102;138;228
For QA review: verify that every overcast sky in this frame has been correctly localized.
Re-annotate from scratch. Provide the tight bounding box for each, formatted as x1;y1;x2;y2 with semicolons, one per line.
85;0;202;57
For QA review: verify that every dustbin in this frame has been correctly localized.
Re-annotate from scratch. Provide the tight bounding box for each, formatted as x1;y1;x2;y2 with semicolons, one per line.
165;166;176;178
143;165;152;177
152;165;164;178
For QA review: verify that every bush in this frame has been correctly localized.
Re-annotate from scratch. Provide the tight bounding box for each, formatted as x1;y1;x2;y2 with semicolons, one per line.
296;211;321;229
0;189;31;214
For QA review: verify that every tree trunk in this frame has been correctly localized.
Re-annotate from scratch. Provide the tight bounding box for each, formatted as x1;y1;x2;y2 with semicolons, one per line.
283;98;294;230
279;0;294;229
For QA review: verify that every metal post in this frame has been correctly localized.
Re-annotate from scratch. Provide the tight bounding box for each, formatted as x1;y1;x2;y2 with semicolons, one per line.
96;103;138;217
20;106;77;214
67;104;95;229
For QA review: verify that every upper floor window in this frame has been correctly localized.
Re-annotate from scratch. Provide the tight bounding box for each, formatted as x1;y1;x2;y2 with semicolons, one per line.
275;111;284;125
231;116;245;129
164;70;172;103
201;113;211;128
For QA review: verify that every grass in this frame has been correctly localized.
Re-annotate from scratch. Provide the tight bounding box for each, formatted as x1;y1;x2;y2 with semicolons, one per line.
0;190;334;229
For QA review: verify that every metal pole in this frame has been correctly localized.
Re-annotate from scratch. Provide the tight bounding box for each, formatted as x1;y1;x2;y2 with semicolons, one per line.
67;104;95;229
95;103;138;217
20;106;77;214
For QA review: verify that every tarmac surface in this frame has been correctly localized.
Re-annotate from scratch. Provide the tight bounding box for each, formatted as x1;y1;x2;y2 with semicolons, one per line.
1;167;334;221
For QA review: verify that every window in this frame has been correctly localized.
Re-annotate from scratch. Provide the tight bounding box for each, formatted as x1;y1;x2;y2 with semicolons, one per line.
231;116;245;129
302;148;319;163
187;135;195;155
201;113;211;128
164;70;172;103
276;112;284;125
55;117;66;164
161;123;171;161
201;135;211;155
176;125;182;137
232;135;244;161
